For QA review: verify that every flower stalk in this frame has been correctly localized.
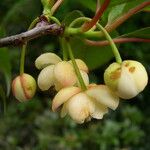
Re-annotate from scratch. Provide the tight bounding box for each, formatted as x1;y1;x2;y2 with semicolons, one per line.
19;18;39;75
96;24;122;64
66;41;87;91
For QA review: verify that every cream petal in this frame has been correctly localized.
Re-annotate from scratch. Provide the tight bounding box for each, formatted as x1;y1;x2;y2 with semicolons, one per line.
12;76;27;101
54;80;63;91
86;85;119;110
87;83;97;88
117;66;139;99
69;59;89;73
54;61;77;88
65;93;91;124
89;98;108;119
35;53;62;69
122;60;148;93
52;86;81;112
60;104;68;118
37;65;55;91
104;62;121;91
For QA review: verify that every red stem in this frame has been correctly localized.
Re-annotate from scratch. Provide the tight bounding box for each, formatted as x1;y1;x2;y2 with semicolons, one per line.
82;0;110;32
105;1;150;32
85;38;150;46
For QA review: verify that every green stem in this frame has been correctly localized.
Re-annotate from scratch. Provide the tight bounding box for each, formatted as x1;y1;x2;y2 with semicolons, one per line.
19;17;39;75
65;28;103;38
60;37;68;60
20;43;27;75
69;17;89;28
66;17;122;63
65;17;104;38
66;41;87;91
96;24;122;64
49;16;61;25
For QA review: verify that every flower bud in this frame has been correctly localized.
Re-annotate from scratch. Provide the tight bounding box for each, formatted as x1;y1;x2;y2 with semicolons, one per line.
12;73;36;102
54;61;77;88
35;53;62;70
37;65;55;91
104;60;148;99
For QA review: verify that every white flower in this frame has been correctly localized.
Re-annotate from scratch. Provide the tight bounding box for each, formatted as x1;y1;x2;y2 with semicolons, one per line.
104;60;148;99
52;84;119;124
35;53;89;91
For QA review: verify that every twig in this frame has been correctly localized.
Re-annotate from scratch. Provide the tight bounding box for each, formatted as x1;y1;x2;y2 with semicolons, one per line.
85;38;150;46
82;0;110;32
0;24;63;47
105;1;150;32
51;0;64;15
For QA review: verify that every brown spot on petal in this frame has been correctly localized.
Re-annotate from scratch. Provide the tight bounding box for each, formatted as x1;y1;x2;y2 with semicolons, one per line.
110;70;121;80
117;67;121;70
125;62;130;67
129;67;135;73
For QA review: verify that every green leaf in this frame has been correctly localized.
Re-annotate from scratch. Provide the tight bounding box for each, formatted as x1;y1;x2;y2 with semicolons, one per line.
107;3;126;25
77;0;96;12
62;10;84;27
0;27;12;96
78;0;131;12
120;27;150;39
108;0;131;7
107;0;146;25
70;37;114;70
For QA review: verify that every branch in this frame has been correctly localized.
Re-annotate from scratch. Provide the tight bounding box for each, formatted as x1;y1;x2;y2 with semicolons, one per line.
0;24;64;47
105;1;150;32
85;38;150;46
82;0;110;32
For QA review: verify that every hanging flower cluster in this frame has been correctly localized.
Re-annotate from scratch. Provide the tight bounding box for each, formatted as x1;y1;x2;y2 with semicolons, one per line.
8;0;149;125
34;52;120;124
24;51;148;124
11;52;148;124
11;18;148;124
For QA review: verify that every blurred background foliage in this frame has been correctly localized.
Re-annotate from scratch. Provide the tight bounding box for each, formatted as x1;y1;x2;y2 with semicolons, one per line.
0;0;150;149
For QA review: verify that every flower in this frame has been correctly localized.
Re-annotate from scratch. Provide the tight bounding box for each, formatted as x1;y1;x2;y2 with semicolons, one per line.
12;73;36;102
52;84;119;124
104;60;148;99
35;53;89;91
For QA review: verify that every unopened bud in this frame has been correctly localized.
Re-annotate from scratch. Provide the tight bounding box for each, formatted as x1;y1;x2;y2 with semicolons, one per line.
35;53;62;70
104;60;148;99
12;73;36;102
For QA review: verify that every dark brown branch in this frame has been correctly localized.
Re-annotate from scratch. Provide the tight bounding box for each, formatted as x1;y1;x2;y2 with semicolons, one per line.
0;23;64;47
82;0;110;32
85;38;150;46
